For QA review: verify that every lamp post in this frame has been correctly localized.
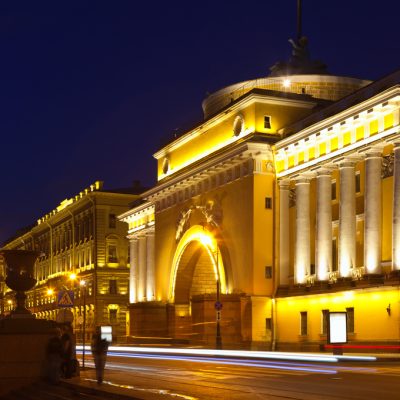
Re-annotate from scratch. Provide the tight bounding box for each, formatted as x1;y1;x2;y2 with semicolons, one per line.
200;234;222;350
215;249;222;350
79;279;87;370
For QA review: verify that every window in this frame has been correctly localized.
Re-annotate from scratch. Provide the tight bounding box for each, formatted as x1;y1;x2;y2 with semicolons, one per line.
355;172;361;193
265;318;272;330
300;311;308;335
109;279;117;294
331;180;336;200
109;309;117;324
310;264;315;275
265;197;272;209
264;115;271;129
108;245;118;263
109;214;117;229
322;309;329;335
265;266;272;279
346;307;354;333
332;238;338;272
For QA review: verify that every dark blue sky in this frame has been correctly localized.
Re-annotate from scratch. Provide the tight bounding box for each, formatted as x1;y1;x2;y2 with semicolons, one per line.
1;1;400;244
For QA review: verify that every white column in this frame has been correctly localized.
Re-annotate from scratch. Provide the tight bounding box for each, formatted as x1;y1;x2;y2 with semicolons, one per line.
279;179;290;285
316;169;332;281
295;176;310;284
129;238;138;303
137;235;147;301
146;231;155;301
393;143;400;270
339;160;357;277
364;150;382;274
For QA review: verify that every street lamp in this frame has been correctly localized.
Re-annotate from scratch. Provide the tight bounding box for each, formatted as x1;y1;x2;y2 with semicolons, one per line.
215;248;222;350
200;234;222;350
79;279;87;370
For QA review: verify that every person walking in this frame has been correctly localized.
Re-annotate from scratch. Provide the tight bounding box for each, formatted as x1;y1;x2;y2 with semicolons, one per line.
91;327;109;384
61;331;73;378
46;328;63;384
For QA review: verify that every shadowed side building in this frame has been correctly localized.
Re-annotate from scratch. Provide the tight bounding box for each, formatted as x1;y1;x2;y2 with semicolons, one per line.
0;181;145;342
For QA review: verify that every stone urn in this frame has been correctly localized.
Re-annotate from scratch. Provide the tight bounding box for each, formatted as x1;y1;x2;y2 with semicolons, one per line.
1;250;39;316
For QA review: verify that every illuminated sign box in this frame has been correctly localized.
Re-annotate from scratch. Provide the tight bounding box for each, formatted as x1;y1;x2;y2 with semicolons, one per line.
100;325;112;343
328;312;347;344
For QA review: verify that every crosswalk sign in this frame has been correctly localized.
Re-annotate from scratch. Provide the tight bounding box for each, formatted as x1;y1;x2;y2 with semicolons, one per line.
58;290;74;308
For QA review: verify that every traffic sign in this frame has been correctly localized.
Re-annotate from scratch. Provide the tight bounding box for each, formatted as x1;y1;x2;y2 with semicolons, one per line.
58;290;74;308
215;301;223;311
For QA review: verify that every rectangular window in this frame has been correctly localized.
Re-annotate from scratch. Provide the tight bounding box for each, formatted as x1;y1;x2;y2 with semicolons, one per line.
265;197;272;209
109;309;117;323
265;266;272;279
300;311;308;336
332;238;338;272
109;214;116;229
265;318;272;330
331;181;336;200
109;279;117;294
108;245;118;263
322;309;329;335
264;115;272;129
346;307;354;333
310;264;315;275
355;172;361;193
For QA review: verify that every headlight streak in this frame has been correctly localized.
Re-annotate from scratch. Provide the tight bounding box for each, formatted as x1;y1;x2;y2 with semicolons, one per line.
102;352;338;374
76;345;376;363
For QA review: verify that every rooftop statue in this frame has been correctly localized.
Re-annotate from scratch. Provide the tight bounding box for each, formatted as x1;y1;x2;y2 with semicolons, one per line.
269;35;329;77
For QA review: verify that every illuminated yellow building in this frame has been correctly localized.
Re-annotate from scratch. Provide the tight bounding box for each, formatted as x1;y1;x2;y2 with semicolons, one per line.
120;44;400;349
0;181;144;341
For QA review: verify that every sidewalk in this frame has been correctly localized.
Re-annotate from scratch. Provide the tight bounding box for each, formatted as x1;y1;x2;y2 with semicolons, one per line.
66;369;193;400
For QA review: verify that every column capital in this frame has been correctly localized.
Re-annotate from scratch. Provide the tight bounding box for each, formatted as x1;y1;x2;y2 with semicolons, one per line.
315;167;334;177
361;145;385;159
293;172;315;184
337;156;360;169
278;179;291;189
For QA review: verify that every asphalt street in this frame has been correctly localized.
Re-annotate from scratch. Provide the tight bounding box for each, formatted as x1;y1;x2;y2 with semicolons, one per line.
76;350;400;400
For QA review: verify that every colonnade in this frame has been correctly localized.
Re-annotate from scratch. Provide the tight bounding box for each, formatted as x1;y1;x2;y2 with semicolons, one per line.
128;230;155;303
279;143;400;285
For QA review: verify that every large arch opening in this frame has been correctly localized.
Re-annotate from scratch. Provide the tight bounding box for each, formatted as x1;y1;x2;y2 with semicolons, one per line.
168;226;241;346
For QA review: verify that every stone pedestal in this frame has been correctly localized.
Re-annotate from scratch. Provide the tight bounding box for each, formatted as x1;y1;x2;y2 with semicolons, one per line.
128;301;168;337
0;318;58;396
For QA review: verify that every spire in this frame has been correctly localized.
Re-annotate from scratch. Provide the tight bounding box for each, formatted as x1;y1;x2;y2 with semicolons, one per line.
297;0;302;41
269;1;329;77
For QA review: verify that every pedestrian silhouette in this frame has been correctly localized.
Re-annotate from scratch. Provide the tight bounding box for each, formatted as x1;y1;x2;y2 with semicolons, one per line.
46;328;63;384
91;327;109;384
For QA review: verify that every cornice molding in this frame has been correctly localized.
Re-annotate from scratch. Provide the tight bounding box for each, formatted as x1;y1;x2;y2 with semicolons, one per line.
144;141;273;200
154;93;316;160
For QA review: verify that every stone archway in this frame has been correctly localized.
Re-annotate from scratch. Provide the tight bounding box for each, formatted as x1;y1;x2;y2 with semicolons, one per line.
168;226;242;346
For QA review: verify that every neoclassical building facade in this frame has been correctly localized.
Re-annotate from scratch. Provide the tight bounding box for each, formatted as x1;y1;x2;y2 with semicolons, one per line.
120;66;400;350
1;181;143;341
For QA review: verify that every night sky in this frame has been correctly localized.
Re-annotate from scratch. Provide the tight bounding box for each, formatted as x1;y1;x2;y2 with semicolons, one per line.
1;1;400;244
